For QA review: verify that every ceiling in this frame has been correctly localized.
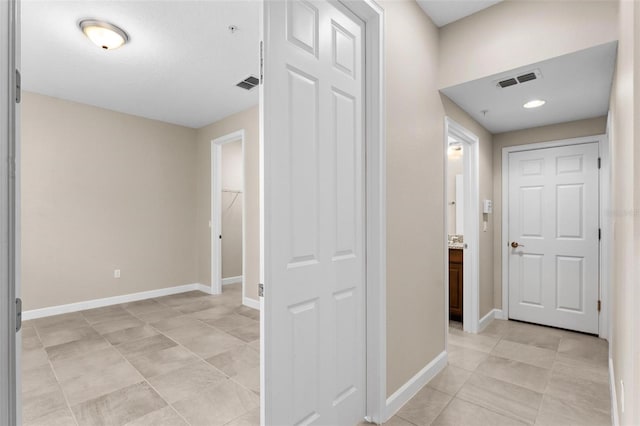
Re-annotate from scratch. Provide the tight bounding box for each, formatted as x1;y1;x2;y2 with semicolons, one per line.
21;0;259;129
416;0;503;27
440;42;617;134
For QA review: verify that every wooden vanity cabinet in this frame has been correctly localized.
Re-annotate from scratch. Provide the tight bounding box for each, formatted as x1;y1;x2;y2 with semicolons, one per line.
449;248;463;322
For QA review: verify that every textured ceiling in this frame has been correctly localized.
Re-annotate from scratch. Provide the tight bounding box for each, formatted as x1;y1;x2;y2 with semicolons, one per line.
441;42;617;133
21;0;260;128
416;0;503;27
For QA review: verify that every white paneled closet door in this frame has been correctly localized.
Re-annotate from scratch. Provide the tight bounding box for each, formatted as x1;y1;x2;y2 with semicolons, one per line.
508;143;599;334
261;0;366;424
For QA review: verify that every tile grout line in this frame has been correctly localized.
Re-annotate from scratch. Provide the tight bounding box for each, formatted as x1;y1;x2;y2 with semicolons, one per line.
121;292;260;423
83;297;216;426
30;324;81;426
27;287;255;424
440;327;548;426
81;299;210;426
115;350;194;426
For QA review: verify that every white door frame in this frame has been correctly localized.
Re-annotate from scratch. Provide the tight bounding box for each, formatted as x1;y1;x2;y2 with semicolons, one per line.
444;117;481;335
501;134;610;339
211;130;246;297
1;0;18;423
259;0;386;423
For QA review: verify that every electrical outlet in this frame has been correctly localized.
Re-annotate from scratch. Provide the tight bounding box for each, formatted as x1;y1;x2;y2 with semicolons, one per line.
620;380;625;413
114;269;121;279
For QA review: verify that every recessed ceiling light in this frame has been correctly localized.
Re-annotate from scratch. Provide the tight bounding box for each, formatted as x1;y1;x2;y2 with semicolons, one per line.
523;99;546;109
79;19;129;50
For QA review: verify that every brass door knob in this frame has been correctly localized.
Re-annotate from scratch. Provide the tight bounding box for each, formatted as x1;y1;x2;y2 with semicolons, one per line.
511;241;524;248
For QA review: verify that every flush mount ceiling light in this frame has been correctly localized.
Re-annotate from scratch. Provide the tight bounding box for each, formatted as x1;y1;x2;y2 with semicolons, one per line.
79;19;129;50
523;99;546;109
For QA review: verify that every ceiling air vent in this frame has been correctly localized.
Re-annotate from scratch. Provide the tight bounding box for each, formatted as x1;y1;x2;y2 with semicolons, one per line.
498;78;518;88
517;72;537;83
236;75;259;90
495;69;543;89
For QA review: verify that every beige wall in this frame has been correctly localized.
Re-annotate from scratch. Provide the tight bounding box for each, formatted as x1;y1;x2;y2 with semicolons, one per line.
195;106;259;301
609;0;640;423
383;0;446;396
21;92;198;311
438;0;619;88
221;140;243;279
491;117;608;309
441;96;495;319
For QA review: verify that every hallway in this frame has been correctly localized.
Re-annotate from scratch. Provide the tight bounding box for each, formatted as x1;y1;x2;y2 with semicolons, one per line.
386;320;609;425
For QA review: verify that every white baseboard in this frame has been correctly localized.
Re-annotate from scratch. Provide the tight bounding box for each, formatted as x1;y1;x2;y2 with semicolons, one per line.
23;283;205;320
222;276;243;286
478;308;503;332
243;296;260;310
196;284;214;294
609;358;619;426
384;351;447;421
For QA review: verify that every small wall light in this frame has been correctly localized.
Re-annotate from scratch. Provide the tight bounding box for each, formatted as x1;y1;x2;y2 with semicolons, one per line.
448;144;463;157
79;19;129;50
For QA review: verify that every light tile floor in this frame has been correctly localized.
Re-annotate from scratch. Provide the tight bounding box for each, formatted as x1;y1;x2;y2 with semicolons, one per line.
21;283;260;426
383;320;611;426
23;288;611;426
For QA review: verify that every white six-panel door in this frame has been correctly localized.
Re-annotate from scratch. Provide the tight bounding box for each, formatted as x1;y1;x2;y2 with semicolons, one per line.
508;143;599;334
261;0;366;424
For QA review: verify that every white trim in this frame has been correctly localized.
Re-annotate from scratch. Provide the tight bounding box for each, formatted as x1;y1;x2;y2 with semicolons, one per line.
601;120;612;341
195;283;214;294
609;358;619;426
384;351;447;422
222;275;243;286
211;130;246;298
501;135;610;338
242;296;260;310
444;117;480;334
478;309;503;332
348;1;386;423
22;283;206;320
1;0;18;421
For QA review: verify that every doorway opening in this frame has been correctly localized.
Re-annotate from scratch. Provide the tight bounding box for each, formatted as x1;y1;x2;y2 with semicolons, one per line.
211;130;246;300
444;117;480;334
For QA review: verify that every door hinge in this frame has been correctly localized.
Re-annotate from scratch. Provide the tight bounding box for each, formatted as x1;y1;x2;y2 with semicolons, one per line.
258;283;264;298
597;300;601;313
599;228;602;241
259;41;264;84
598;157;601;169
15;69;21;104
16;298;22;332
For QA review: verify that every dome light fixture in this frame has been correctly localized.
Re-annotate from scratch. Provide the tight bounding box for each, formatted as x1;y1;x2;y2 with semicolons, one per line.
79;19;129;50
523;99;546;109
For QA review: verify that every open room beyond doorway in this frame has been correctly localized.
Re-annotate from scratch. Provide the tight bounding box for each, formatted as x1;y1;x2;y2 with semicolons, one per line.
17;0;263;424
444;118;480;334
211;131;247;301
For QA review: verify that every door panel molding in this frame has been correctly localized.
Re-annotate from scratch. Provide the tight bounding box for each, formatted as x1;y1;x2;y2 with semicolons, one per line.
501;135;610;338
261;0;386;423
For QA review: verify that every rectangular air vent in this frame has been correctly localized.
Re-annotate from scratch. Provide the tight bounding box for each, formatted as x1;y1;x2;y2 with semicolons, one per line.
498;78;518;88
517;72;537;83
236;75;259;90
495;69;542;89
